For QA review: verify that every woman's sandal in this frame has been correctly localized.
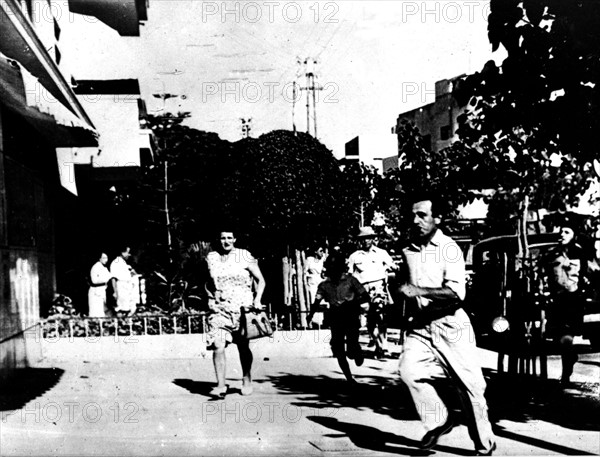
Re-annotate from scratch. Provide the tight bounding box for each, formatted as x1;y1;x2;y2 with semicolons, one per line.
210;385;228;398
241;384;253;396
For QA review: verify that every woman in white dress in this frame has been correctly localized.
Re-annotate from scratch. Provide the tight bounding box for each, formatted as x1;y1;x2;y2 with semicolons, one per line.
88;252;112;317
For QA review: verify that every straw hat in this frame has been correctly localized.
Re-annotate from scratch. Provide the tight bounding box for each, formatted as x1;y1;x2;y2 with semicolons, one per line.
357;226;377;238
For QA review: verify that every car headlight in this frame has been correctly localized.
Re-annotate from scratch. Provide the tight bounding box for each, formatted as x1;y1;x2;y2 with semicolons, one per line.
492;316;510;333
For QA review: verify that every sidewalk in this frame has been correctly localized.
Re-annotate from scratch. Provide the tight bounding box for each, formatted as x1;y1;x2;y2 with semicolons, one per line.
1;334;599;456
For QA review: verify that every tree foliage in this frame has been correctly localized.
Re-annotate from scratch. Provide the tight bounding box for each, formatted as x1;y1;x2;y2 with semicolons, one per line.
460;0;600;162
219;130;352;256
453;0;599;225
138;123;374;260
374;121;487;242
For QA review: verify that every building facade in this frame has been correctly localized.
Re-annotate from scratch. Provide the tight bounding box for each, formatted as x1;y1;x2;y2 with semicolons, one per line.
0;0;149;379
393;75;467;154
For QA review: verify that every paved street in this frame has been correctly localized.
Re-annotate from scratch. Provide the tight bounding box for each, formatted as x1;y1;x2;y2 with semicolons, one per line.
1;335;599;456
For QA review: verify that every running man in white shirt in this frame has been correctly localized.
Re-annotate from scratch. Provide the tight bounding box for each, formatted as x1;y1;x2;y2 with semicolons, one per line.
397;195;496;455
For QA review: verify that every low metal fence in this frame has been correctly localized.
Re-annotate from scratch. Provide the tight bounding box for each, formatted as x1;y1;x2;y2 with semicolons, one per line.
42;314;208;339
41;310;330;339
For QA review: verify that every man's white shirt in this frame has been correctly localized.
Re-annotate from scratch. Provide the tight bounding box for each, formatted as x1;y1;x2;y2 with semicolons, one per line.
348;245;395;284
402;229;466;309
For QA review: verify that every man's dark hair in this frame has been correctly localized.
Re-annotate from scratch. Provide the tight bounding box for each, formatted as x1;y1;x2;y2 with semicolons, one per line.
408;192;447;219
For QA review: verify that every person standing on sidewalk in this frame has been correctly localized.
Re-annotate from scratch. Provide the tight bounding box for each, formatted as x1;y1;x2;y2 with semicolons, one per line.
88;251;112;317
348;226;396;358
397;195;496;455
543;221;586;386
308;252;369;385
110;246;137;316
305;244;328;327
205;230;266;397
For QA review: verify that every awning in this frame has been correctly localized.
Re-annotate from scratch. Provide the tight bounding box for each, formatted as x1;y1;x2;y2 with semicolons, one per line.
0;54;98;147
0;0;94;127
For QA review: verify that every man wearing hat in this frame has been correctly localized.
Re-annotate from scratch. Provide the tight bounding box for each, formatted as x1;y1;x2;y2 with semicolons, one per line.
543;221;586;386
348;226;396;358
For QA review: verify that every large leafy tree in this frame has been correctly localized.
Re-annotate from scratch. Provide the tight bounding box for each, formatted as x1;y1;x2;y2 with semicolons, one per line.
374;121;489;243
137;113;234;265
455;0;599;227
221;130;358;256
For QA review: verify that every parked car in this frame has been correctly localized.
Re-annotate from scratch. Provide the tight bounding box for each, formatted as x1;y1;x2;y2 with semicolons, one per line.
465;233;600;352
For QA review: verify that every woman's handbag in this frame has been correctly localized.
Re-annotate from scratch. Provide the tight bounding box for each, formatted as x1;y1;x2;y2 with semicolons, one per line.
240;308;275;340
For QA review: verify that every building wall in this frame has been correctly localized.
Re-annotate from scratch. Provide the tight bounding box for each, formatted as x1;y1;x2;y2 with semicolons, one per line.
343;134;398;172
395;76;466;153
76;94;144;167
0;106;55;379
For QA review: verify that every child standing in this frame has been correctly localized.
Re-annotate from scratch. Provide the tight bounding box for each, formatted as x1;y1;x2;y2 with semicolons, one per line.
308;252;370;384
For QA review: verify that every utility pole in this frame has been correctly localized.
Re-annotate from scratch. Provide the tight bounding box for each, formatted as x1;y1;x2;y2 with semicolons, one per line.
164;158;172;255
240;117;252;138
298;58;323;138
292;81;297;135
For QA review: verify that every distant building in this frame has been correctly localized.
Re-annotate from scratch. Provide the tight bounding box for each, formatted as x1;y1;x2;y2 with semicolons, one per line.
0;0;151;379
343;134;398;173
393;75;467;153
57;78;154;173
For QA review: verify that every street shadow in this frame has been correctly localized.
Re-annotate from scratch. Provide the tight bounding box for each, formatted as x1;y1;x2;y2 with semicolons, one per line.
482;368;600;432
307;416;447;456
172;378;244;399
492;423;598;456
263;362;599;455
264;364;599;432
0;368;64;418
263;371;420;422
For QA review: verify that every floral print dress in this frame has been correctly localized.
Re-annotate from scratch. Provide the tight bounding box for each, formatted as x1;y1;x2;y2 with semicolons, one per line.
206;248;255;342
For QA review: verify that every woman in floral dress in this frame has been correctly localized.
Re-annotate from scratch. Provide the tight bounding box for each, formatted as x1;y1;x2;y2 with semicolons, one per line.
205;231;265;397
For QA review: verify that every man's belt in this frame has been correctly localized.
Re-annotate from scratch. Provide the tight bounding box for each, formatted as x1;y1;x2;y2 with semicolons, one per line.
406;303;462;328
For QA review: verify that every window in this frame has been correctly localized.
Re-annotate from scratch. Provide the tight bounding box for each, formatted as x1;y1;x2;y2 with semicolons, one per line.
440;125;452;141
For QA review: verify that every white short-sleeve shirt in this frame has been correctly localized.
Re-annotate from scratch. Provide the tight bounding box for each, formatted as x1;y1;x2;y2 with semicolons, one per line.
348;245;395;284
402;229;466;309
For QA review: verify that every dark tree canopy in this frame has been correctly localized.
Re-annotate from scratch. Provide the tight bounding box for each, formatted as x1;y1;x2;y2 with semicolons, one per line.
375;121;488;242
136;123;373;261
220;130;348;256
458;0;600;163
451;0;599;229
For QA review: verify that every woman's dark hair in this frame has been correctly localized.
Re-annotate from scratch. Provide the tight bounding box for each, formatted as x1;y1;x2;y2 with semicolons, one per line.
310;242;327;255
119;245;131;254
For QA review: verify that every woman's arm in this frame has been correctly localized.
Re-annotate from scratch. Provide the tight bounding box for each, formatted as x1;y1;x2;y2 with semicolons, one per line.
307;296;323;323
247;261;266;308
